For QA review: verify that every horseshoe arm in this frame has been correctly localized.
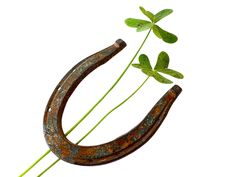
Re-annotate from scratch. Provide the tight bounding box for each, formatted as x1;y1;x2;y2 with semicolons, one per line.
43;39;182;166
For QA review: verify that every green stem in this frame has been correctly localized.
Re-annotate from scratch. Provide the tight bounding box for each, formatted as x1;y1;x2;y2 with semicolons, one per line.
38;76;150;176
19;29;151;177
65;29;151;136
37;159;60;177
76;76;149;144
19;150;50;177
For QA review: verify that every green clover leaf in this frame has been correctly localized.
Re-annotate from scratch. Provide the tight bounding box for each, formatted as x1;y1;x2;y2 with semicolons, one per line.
125;18;151;28
152;25;178;43
125;6;178;44
153;72;173;84
139;54;152;70
139;6;155;22
132;52;184;84
154;9;173;23
157;68;184;79
154;52;184;79
154;51;169;70
132;54;152;70
137;23;154;32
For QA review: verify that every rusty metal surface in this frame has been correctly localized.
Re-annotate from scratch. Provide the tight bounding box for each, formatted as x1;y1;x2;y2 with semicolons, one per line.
43;39;182;166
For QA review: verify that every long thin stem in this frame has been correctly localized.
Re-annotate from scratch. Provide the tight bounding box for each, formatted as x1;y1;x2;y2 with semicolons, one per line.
37;159;60;177
19;29;151;177
38;76;150;176
19;150;50;177
65;29;151;136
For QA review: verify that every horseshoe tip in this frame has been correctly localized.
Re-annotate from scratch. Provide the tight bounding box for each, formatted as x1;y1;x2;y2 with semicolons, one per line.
171;85;182;96
114;39;127;49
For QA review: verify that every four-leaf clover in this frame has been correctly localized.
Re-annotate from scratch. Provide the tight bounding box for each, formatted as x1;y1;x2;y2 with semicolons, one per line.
125;6;178;43
132;52;184;84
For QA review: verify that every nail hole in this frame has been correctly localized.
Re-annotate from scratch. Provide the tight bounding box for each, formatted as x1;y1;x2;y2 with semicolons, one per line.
73;69;77;72
48;107;52;112
58;87;62;91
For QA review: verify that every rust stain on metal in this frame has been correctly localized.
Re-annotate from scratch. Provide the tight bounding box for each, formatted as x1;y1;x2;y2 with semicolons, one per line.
43;39;182;166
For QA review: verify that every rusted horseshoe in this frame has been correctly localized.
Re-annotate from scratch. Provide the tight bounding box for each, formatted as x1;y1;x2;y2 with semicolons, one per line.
43;39;182;166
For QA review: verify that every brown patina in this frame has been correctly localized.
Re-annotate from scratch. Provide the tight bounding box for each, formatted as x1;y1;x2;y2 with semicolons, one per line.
43;39;182;165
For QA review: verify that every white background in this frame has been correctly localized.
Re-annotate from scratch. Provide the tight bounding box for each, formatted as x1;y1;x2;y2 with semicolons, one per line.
1;0;236;176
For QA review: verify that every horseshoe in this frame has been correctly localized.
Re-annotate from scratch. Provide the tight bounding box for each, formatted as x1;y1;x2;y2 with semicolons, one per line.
43;39;182;166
